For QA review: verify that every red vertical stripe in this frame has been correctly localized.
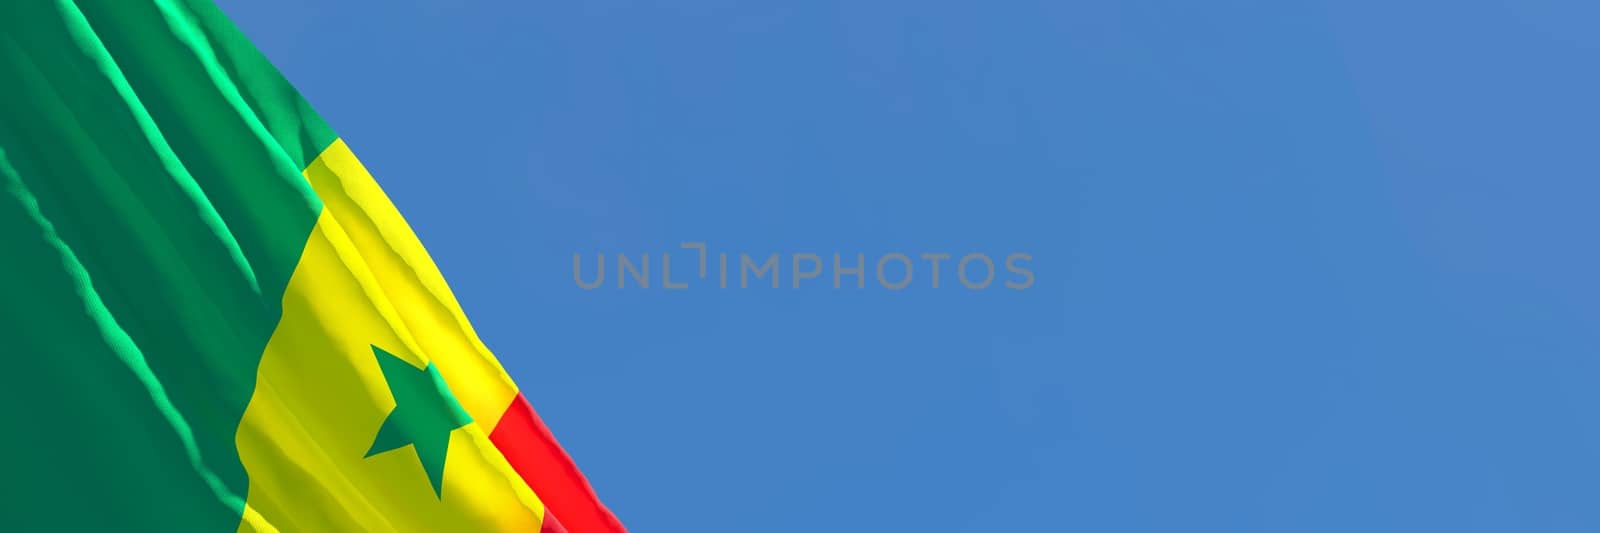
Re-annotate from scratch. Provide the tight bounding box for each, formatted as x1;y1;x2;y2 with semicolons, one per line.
491;393;626;533
540;512;569;533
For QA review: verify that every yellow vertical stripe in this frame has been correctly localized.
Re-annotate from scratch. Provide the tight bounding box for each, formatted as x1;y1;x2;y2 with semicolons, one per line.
301;139;522;423
235;139;539;531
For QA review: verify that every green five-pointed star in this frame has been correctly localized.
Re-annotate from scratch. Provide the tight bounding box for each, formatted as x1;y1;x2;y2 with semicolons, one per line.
365;345;474;498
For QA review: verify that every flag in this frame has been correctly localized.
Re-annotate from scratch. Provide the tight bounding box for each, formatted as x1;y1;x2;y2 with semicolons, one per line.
0;1;625;531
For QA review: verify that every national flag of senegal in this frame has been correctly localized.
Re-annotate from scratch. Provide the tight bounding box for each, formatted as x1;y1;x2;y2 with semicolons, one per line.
0;1;625;531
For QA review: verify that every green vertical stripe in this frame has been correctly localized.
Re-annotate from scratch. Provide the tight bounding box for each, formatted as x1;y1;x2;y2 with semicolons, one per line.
0;0;335;529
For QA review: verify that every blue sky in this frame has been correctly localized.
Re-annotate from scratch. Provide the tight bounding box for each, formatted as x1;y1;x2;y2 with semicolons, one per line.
218;1;1599;531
